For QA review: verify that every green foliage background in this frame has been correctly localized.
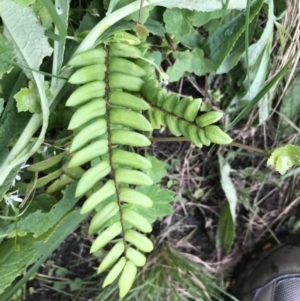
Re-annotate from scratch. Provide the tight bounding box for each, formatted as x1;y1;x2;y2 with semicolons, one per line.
0;0;299;299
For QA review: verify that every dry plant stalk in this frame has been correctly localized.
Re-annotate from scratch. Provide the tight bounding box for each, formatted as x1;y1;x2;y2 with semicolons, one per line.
271;0;300;111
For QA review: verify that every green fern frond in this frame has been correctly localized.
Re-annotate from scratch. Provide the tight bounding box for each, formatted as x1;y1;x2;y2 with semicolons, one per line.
65;34;157;298
141;79;233;146
63;31;234;297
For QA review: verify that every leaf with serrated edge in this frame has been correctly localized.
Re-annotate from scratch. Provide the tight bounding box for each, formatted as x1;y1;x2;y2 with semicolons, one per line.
203;0;264;67
134;185;174;224
0;183;79;238
145;155;167;183
163;8;194;36
0;203;84;297
0;34;14;78
15;81;52;114
167;49;214;82
267;145;300;175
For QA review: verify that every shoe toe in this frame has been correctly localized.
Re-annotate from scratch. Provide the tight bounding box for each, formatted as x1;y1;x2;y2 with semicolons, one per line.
234;245;300;301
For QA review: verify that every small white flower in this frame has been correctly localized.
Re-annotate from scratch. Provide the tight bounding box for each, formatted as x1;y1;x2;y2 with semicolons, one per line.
160;72;169;87
161;78;169;87
41;146;48;157
4;191;23;211
11;174;20;187
11;163;30;187
56;7;63;15
21;163;30;169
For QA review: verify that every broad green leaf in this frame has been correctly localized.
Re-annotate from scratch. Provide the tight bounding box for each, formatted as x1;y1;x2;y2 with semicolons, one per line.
156;0;247;10
216;153;237;254
0;148;18;201
107;0;121;14
0;209;86;300
152;51;163;66
64;0;105;62
267;145;300;175
128;7;151;23
163;8;194;36
203;0;264;67
0;34;14;79
167;49;215;82
192;9;228;27
0;234;37;296
48;103;73;130
216;202;235;253
42;0;67;39
104;0;130;10
228;0;274;124
78;0;248;55
15;82;41;113
236;40;272;124
15;81;52;113
0;183;79;238
135;185;174;223
246;1;274;68
226;51;298;131
218;153;238;222
34;209;86;256
279;73;300;136
144;19;166;37
177;28;204;49
96;22;135;46
32;0;51;27
0;0;53;80
217;13;258;74
274;0;287;19
0;0;52;161
0;99;4;116
0;100;31;154
257;42;272;124
104;0;150;23
145;155;167;183
13;0;35;6
21;194;57;216
0;67;21;101
105;0;247;11
233;1;274;122
50;0;71;89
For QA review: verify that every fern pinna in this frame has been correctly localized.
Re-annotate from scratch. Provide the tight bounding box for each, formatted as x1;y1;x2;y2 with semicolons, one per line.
141;79;232;147
65;32;232;297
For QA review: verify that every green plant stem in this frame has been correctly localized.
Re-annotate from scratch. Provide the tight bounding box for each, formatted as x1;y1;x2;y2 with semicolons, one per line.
0;0;158;188
230;141;267;154
150;137;267;155
75;0;164;54
0;78;65;187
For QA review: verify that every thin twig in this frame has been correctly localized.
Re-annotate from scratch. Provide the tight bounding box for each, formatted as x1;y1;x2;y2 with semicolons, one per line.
230;141;268;155
19;172;38;208
150;137;267;155
275;110;300;133
138;0;144;23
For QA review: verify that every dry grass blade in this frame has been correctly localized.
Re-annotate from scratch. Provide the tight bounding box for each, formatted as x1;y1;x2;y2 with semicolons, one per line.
270;0;300;113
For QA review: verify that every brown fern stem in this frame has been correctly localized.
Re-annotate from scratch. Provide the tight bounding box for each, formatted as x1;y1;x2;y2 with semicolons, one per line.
104;46;127;254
